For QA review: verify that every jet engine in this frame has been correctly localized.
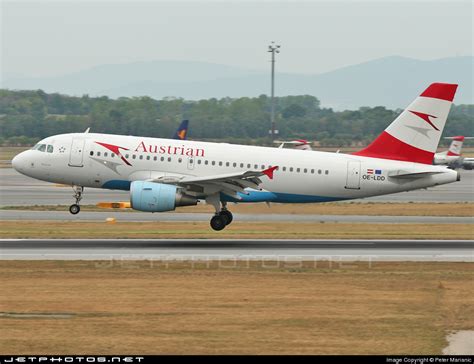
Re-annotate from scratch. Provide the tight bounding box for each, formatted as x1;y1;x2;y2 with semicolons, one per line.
130;181;197;212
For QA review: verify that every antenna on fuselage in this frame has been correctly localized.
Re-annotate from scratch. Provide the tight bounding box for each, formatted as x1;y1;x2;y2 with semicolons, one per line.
84;127;90;134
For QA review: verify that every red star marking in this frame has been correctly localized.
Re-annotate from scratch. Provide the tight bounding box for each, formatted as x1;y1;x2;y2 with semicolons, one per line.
95;141;131;166
409;110;439;131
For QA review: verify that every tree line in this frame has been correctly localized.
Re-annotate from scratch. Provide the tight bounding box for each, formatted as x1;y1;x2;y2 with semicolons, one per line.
0;89;472;147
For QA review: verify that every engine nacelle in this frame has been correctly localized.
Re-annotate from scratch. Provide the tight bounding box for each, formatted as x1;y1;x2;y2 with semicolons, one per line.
130;181;197;212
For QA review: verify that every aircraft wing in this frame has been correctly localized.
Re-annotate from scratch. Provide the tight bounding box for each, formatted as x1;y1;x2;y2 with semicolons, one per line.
150;166;278;199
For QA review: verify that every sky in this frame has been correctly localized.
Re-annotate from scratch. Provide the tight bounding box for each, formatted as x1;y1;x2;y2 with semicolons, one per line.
1;0;473;79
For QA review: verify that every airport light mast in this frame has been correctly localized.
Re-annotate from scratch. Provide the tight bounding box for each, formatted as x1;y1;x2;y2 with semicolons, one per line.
268;41;280;140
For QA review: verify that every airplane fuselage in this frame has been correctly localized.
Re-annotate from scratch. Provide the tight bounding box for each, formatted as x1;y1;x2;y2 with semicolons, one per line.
13;132;459;203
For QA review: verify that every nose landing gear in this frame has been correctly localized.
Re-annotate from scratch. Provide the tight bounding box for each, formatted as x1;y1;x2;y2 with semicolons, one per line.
69;185;83;215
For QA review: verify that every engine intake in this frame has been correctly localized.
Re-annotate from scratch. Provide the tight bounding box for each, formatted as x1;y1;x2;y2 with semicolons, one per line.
130;181;197;212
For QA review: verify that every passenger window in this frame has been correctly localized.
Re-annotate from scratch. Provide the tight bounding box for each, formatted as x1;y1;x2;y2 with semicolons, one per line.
254;164;258;169
290;167;293;172
146;156;150;161
38;144;46;152
219;162;223;166
226;162;229;167
261;165;265;169
212;161;215;166
304;168;307;173
325;170;329;175
154;156;157;161
97;151;101;157
205;160;209;165
198;160;202;164
318;169;322;174
125;154;129;158
283;167;286;172
168;157;172;162
132;155;136;159
90;151;94;156
240;163;244;168
161;157;165;162
311;169;315;174
247;164;251;168
178;158;182;163
296;168;300;173
139;155;143;160
47;145;53;153
104;152;108;157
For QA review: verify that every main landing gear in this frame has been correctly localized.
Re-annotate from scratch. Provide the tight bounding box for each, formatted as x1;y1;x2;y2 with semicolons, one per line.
210;209;233;231
69;185;83;215
206;195;233;231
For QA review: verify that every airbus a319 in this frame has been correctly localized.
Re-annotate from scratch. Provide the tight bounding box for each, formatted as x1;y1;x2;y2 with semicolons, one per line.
12;83;460;230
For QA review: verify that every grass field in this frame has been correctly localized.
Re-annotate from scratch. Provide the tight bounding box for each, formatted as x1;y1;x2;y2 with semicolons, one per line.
1;220;473;239
2;202;474;217
0;261;472;354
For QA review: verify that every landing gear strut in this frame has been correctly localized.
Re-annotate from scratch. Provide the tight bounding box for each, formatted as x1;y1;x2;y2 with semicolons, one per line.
69;185;83;215
206;195;233;231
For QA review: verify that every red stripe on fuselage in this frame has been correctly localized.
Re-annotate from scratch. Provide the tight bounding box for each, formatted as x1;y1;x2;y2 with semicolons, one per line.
352;131;433;164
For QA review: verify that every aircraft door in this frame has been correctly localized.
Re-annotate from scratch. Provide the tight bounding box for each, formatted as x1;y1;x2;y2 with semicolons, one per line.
345;161;361;189
69;138;85;167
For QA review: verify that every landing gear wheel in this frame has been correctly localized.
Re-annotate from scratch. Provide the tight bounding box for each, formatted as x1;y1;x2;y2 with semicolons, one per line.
210;215;227;231
220;210;233;225
69;204;80;215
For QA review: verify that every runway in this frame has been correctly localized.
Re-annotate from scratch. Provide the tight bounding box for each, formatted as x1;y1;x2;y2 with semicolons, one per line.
1;168;473;206
1;209;472;223
1;239;472;261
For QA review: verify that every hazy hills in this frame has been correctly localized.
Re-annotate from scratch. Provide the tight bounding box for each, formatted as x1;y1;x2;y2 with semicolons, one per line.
3;56;472;110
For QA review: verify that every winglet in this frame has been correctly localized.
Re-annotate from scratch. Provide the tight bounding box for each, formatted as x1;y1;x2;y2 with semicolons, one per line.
262;166;278;179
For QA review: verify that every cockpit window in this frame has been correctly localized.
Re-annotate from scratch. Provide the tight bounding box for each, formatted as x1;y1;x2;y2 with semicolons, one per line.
31;143;52;152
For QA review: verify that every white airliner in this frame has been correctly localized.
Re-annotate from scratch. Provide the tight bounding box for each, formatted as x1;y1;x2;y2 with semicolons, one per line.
12;83;460;230
433;136;465;165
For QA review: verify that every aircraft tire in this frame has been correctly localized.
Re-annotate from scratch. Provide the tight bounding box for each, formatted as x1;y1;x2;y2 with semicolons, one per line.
219;210;233;225
69;204;80;215
210;215;226;231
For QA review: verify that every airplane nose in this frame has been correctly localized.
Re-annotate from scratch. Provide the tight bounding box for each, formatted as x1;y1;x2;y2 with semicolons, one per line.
12;152;26;172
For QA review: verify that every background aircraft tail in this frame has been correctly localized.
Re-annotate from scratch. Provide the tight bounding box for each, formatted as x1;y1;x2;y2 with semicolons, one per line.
446;136;465;156
353;83;458;164
173;119;189;140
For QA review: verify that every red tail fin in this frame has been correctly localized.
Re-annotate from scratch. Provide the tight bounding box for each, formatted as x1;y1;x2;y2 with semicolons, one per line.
353;83;458;164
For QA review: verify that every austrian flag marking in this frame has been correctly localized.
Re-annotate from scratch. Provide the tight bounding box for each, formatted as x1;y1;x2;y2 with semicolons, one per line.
367;169;382;175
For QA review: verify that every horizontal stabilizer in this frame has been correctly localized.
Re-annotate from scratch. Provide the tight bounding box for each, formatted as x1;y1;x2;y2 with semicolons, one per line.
388;170;444;179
